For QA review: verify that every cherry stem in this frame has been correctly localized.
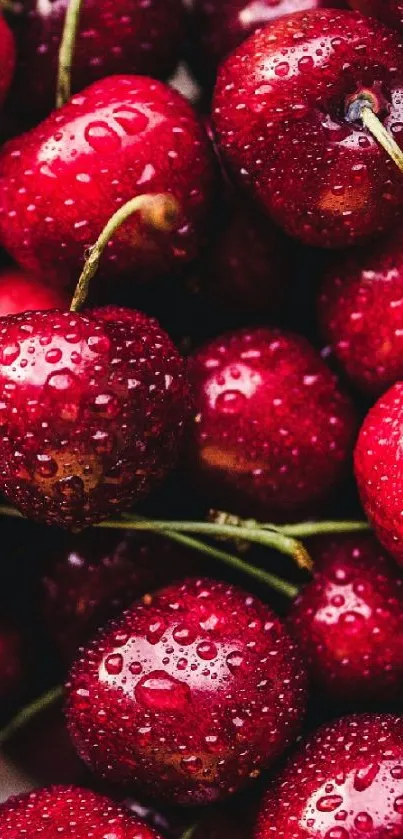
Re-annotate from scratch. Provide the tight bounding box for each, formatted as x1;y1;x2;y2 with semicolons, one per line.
361;106;403;175
69;193;179;312
180;828;198;839
277;520;371;538
0;686;63;747
56;0;84;108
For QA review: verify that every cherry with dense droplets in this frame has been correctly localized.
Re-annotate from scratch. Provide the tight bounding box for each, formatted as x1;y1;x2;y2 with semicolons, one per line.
0;305;190;529
0;75;214;291
0;13;15;107
187;327;357;520
66;577;307;805
0;785;163;838
288;534;403;705
213;9;403;248
255;714;403;839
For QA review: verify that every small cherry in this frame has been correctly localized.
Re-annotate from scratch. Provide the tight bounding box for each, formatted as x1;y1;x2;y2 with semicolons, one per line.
213;9;403;248
0;75;214;291
5;0;185;127
187;327;357;521
256;714;403;839
0;623;24;704
0;12;14;106
288;533;403;706
319;231;403;396
349;1;403;32
0;268;67;316
0;785;163;838
66;577;307;804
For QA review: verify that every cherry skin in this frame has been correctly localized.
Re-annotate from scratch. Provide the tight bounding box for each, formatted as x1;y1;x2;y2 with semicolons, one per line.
189;0;346;87
0;785;163;838
319;232;403;397
0;623;24;704
66;577;307;805
0;269;67;317
256;714;403;839
213;9;403;249
0;305;190;530
349;1;403;33
288;534;403;706
187;327;357;521
0;75;214;292
354;384;403;567
0;13;15;107
5;0;185;127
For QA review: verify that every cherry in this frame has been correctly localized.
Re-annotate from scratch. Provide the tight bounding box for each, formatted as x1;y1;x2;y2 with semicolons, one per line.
0;785;163;838
0;305;190;530
0;268;67;317
187;327;357;521
0;75;214;292
213;9;403;248
41;530;203;662
188;0;347;88
349;2;403;33
318;232;403;396
288;533;403;706
256;713;403;839
0;13;15;107
66;577;307;805
0;623;24;704
354;383;403;566
5;0;185;127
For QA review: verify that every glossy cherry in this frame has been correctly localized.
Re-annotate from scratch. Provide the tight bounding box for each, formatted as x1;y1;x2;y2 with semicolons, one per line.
349;1;403;32
0;13;15;107
213;9;403;248
0;305;190;530
0;269;67;317
256;714;403;839
0;75;214;292
187;327;357;521
66;577;307;805
288;534;403;705
0;785;163;838
5;0;185;127
319;231;403;396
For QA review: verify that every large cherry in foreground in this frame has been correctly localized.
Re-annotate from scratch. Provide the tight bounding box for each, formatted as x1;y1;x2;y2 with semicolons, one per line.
0;306;189;529
66;578;307;805
0;76;214;291
213;9;403;248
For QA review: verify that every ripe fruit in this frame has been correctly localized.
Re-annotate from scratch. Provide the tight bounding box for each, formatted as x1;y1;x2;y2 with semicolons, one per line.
349;2;403;33
0;269;67;317
0;623;24;703
41;530;203;661
0;75;214;291
0;14;15;107
187;328;357;521
213;9;403;248
0;305;190;530
355;384;403;566
255;714;403;839
0;785;163;838
66;578;307;805
6;0;185;126
288;534;403;705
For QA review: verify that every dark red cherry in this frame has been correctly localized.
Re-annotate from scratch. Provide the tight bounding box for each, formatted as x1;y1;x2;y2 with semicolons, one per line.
349;1;403;33
0;269;67;316
0;13;15;107
0;622;24;704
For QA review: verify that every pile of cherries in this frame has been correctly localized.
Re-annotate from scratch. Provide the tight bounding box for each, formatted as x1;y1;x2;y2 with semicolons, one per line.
4;0;403;837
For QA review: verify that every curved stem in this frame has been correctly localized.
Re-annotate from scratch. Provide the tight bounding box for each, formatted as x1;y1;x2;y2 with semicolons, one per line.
362;106;403;175
0;686;63;747
180;828;198;839
56;0;84;108
70;193;179;312
278;520;371;538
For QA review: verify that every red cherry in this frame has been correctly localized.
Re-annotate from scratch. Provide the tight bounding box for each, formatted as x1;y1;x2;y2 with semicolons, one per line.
0;269;67;317
187;328;357;521
0;13;15;107
0;785;163;838
349;1;403;32
5;0;185;127
0;305;190;529
0;75;214;291
213;9;403;248
0;623;24;704
354;384;403;566
319;233;403;396
256;714;403;839
66;578;307;805
288;534;403;705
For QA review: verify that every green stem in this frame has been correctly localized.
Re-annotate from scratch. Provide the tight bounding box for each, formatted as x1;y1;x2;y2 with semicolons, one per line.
361;106;403;176
69;193;179;312
277;520;371;538
0;686;63;747
56;0;84;108
180;827;198;839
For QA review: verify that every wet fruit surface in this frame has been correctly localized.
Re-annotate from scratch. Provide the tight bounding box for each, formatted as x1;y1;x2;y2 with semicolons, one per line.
213;9;403;248
288;534;403;705
66;578;307;804
256;714;403;839
0;14;15;107
187;328;357;520
0;306;189;529
0;75;214;291
0;785;163;838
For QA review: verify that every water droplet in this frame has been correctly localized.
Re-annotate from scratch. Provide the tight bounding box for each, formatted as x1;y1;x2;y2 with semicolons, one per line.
45;348;62;364
317;795;343;813
354;812;373;831
112;107;149;135
226;651;245;674
197;641;218;660
92;392;121;418
0;343;20;365
215;390;247;414
135;671;191;711
104;653;123;676
274;61;290;77
394;796;403;814
172;625;196;646
46;370;77;391
35;454;58;478
391;765;403;780
354;762;379;792
129;662;143;676
180;755;203;774
145;619;166;645
84;120;121;152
